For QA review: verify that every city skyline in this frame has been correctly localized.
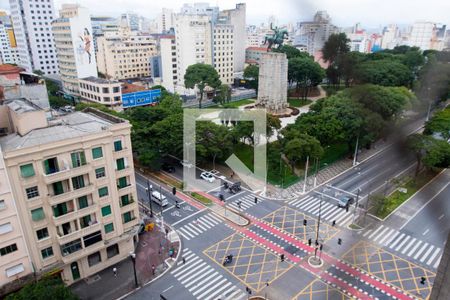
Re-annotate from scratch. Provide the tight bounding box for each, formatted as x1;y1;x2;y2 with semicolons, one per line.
0;0;449;28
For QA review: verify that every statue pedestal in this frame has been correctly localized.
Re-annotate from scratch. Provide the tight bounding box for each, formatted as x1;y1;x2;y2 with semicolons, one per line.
256;52;288;114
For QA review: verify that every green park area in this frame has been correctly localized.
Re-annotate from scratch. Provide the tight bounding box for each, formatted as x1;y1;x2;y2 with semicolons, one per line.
208;98;254;108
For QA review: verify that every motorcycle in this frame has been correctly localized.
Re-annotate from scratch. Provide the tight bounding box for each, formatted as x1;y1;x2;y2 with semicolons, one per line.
222;254;233;266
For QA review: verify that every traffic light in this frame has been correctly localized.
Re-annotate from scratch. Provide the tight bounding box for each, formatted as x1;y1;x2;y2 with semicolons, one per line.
303;219;307;226
280;254;285;262
172;187;176;195
420;277;426;285
308;238;312;246
338;238;342;245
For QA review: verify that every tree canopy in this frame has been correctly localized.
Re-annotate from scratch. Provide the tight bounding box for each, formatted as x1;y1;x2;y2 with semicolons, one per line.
354;59;412;86
184;63;221;108
288;56;325;99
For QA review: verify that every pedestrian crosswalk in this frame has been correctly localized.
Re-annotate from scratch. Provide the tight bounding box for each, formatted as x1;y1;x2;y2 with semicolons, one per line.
176;214;222;241
287;195;354;226
228;194;262;212
360;224;443;269
171;248;246;300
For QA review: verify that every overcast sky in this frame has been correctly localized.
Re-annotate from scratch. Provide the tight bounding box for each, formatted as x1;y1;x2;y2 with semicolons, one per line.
0;0;448;28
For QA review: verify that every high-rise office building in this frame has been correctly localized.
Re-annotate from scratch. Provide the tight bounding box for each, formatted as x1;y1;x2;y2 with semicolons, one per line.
52;4;97;96
0;12;19;65
158;8;175;33
8;0;59;74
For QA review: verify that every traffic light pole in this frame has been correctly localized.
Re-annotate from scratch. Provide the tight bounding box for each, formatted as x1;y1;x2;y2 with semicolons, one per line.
146;180;153;217
314;193;323;259
351;188;361;226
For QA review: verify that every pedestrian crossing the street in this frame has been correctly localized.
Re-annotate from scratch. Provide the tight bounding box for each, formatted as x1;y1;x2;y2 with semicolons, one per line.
360;224;443;269
176;214;222;241
171;248;246;300
287;195;354;226
228;194;262;212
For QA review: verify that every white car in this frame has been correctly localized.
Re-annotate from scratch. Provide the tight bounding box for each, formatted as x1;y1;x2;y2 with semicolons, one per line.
180;160;193;168
200;171;215;183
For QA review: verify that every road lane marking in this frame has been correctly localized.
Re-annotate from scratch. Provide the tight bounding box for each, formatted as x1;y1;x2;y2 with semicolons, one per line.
162;285;173;293
407;240;422;257
420;245;434;262
395;235;410;251
389;233;405;248
172;208;207;226
427;248;441;266
438;214;445;220
368;225;384;239
422;229;429;235
373;227;390;242
383;231;400;246
413;243;429;260
433;254;442;268
401;238;416;254
378;228;396;245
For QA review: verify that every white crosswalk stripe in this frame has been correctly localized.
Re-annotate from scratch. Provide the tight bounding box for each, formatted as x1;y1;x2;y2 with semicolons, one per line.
228;194;263;212
172;248;246;300
176;213;222;241
287;195;353;226
360;225;442;268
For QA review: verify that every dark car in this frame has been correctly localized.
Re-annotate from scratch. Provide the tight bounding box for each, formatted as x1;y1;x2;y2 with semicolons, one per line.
337;195;355;208
161;163;175;173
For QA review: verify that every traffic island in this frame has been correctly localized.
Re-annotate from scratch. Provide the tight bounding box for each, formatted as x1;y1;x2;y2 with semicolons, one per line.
308;256;324;268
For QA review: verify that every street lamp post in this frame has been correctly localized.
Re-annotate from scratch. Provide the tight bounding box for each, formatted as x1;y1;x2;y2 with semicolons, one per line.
351;188;361;226
303;156;309;193
353;134;360;167
129;252;138;287
313;157;320;188
264;280;269;300
146;180;153;217
314;193;323;260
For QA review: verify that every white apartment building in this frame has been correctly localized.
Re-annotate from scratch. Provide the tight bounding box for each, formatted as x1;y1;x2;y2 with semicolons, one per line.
8;0;59;74
157;8;175;33
159;35;178;93
213;24;234;84
381;24;399;50
96;28;157;80
408;21;446;51
0;99;139;286
0;14;19;65
52;4;97;96
79;77;122;109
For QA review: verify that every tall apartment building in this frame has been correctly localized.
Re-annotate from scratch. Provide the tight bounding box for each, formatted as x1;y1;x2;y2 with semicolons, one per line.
91;16;119;54
293;11;338;55
159;35;178;93
120;12;140;32
408;21;446;51
52;4;98;96
218;3;245;74
0;99;139;287
157;8;175;33
212;24;234;84
0;13;19;65
97;28;157;80
8;0;59;74
381;24;399;50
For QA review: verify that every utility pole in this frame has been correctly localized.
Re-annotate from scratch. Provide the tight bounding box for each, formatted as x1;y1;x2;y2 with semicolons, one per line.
313;157;320;188
314;193;323;259
303;156;309;193
146;180;153;217
353;134;359;167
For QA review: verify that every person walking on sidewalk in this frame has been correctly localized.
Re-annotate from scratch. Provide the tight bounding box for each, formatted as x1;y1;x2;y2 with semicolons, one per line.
113;267;117;277
182;257;186;265
151;264;156;276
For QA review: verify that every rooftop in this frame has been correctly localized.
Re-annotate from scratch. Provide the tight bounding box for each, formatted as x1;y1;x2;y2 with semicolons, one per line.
0;108;126;152
246;46;268;51
0;64;24;75
80;76;120;85
6;98;42;114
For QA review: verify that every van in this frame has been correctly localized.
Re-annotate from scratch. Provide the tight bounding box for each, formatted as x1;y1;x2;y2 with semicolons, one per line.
337;195;355;208
151;191;168;207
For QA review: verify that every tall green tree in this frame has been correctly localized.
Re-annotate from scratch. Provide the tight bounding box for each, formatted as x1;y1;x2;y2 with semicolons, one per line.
288;57;325;99
283;134;323;170
322;33;350;86
243;65;259;92
354;59;412;87
424;107;450;140
184;63;221;108
196;121;232;168
6;277;78;300
273;45;311;59
213;84;232;105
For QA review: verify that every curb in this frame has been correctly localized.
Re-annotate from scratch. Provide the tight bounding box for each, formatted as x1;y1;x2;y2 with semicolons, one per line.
115;224;182;300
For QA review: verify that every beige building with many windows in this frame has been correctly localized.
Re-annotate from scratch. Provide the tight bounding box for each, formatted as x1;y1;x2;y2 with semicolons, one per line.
79;76;122;109
0;99;139;287
96;28;157;80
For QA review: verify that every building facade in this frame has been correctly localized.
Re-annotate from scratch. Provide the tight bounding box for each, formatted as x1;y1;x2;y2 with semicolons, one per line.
245;46;267;65
213;24;234;84
96;29;157;80
52;4;97;96
408;21;446;51
0;13;19;65
8;0;59;74
157;8;175;34
0;99;139;286
79;77;122;108
159;35;178;93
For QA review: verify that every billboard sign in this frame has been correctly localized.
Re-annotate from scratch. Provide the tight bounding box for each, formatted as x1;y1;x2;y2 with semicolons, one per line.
122;89;161;108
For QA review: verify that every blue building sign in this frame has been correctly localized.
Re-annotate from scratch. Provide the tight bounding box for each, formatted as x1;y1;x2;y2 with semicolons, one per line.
122;89;161;108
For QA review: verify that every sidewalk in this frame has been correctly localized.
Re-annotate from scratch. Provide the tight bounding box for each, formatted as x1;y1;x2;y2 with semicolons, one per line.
71;223;180;300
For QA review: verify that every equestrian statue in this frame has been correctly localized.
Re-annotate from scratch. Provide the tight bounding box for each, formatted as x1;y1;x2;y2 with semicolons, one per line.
263;23;289;51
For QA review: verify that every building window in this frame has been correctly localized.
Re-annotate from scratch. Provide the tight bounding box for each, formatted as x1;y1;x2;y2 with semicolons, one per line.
117;177;128;189
78;196;89;209
5;264;24;278
43;157;59;174
72;175;85;190
116;158;125;170
113;87;120;93
31;208;45;221
95;167;106;179
98;187;108;198
53;202;70;217
107;244;119;258
52;181;64;195
0;223;12;235
104;222;114;233
88;251;102;267
71;151;86;168
61;239;82;256
26;186;39;199
20;163;35;178
123;211;134;223
102;87;109;93
92;147;103;159
114;140;122;152
101;205;111;217
83;230;102;247
0;244;18;256
41;246;54;259
36;228;49;240
120;194;131;207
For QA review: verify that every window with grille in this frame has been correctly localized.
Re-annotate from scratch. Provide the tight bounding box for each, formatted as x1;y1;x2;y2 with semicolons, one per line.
26;186;39;199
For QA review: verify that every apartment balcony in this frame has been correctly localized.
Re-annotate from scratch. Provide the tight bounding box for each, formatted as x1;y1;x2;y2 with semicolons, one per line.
48;184;95;206
43;164;90;184
60;237;104;265
57;222;101;246
52;204;97;226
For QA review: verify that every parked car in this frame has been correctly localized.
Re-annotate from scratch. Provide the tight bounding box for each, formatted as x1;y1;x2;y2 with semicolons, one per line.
200;171;215;183
151;191;168;207
180;160;193;168
161;163;175;173
337;195;355;208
